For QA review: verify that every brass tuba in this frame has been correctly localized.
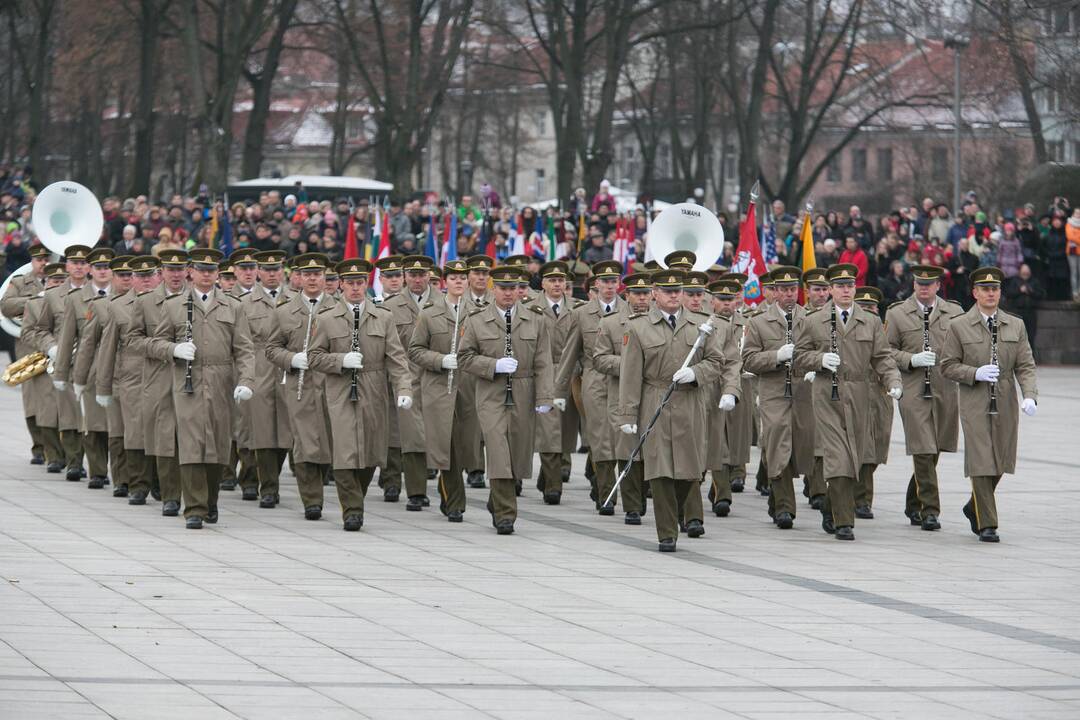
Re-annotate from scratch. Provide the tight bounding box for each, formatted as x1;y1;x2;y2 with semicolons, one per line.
3;351;50;386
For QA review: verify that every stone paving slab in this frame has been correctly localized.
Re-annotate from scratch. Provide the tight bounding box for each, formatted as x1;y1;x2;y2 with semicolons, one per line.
0;367;1078;719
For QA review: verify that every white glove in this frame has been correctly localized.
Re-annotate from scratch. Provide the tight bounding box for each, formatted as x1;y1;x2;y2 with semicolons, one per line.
397;395;412;410
495;357;518;374
620;423;637;435
975;364;999;383
553;398;566;411
290;352;309;370
821;352;841;372
888;386;903;400
804;371;816;383
173;341;196;361
535;405;552;414
95;394;112;407
73;383;86;401
441;353;458;370
672;366;696;384
233;385;253;403
910;350;936;368
1022;398;1036;416
776;343;794;363
46;345;57;361
699;321;714;336
718;394;736;411
53;379;67;391
342;351;364;369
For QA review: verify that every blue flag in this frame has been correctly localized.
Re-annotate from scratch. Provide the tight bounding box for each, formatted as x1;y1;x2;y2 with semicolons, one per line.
219;210;233;257
425;215;438;263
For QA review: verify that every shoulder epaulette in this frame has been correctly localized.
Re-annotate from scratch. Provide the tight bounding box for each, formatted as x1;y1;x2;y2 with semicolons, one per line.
276;296;290;307
887;300;904;310
943;299;963;311
529;305;544;314
803;308;819;317
467;307;485;317
572;299;586;309
422;301;434;310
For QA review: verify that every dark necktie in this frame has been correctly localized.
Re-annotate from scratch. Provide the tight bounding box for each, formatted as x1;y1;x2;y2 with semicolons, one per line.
270;289;277;299
553;303;559;318
605;304;612;315
201;293;208;302
98;289;106;297
668;314;676;330
841;309;849;325
309;298;317;309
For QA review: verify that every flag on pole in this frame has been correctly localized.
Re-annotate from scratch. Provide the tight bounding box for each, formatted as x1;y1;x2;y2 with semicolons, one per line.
545;213;556;261
208;204;219;250
440;212;457;267
577;213;586;256
371;205;391;297
762;203;778;264
509;213;525;256
528;214;546;258
365;201;378;262
643;205;655;263
799;201;817;304
612;216;630;268
425;214;438;264
482;209;497;259
219;207;233;257
733;191;767;305
344;207;359;260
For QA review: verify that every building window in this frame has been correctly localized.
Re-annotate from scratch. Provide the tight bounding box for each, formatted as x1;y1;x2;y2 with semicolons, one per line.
346;116;363;140
657;143;670;178
534;111;546;137
931;147;947;180
622;145;637;184
722;144;736;182
535;168;546;198
826;153;841;182
1048;141;1064;162
851;148;867;182
877;148;893;181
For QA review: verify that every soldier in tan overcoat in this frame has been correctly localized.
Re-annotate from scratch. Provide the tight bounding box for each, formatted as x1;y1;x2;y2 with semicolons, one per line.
244;249;294;509
554;259;625;510
96;256;161;505
382;255;432;510
408;258;471;522
884;265;962;531
372;254;407;500
592;273;652;524
793;263;901;541
226;247;260;497
799;268;831;508
126;248;187;516
459;255;494;489
741;267;808;528
853;286;895;519
615;269;726;552
265;253;336;521
457;266;555;535
54;246;115;488
1;243;48;464
148;248;256;529
17;261;66;470
307;259;413;531
72;255;134;497
940;267;1038;543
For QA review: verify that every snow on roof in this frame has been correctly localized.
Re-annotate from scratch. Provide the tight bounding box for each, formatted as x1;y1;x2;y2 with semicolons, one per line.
230;175;394;192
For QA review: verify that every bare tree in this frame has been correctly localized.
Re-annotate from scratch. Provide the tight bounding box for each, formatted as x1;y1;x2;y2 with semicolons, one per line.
4;0;59;180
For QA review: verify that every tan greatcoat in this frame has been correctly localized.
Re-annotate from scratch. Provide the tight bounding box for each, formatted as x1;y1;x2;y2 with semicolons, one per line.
939;306;1038;477
71;295;122;438
742;303;808;476
615;308;726;481
793;301;900;479
18;294;58;427
457;302;554;480
94;290;145;449
1;272;45;419
265;292;336;465
592;305;637;460
408;297;472;470
32;282;84;431
708;313;749;470
308;299;412;470
242;289;293;450
383;290;428;453
54;285;110;433
148;289;255;464
125;285;179;457
530;295;579;455
555;297;625;462
884;296;962;456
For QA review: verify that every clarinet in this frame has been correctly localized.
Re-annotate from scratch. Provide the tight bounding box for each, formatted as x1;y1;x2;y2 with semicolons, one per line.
503;309;515;407
921;306;933;399
348;305;360;402
296;300;316;401
182;292;194;394
783;310;793;399
988;315;998;416
829;309;840;401
447;301;460;394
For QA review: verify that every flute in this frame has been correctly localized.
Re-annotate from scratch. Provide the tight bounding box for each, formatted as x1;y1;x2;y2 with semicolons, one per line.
503;308;514;407
783;310;793;399
988;315;998;415
296;299;316;400
829;309;839;401
921;306;933;399
183;292;194;394
348;305;360;402
447;301;460;394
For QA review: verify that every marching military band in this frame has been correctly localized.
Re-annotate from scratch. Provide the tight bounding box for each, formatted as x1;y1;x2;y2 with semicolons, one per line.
2;245;1040;550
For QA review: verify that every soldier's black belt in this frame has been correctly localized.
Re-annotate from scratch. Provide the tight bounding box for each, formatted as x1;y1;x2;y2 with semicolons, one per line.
644;379;694;391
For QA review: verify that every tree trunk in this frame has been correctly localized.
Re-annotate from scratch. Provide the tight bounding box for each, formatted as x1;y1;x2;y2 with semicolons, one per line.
241;0;299;179
130;0;161;196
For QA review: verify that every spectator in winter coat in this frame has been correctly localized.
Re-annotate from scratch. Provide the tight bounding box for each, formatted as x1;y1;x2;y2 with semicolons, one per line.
996;223;1024;278
1005;264;1045;353
590;179;616;213
1067;208;1080;300
1044;215;1071;300
838;236;869;285
880;260;912;304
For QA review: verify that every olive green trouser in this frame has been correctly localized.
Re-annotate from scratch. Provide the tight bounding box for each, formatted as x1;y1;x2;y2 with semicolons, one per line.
538;452;562;495
40;426;63;465
488;478;518;524
26;416;43;458
755;452;768;492
152;455;181;504
180;463;222;519
618;460;646;515
594;459;617;509
970;475;1002;530
709;465;735;504
808;456;827;498
84;430;109;478
236;447;259;491
380;447;403;491
767;459;797;518
108;437;127;488
295;462;328;510
905;453;941;517
437;439;466;516
61;430;83;471
677;480;704;527
255;447;289;498
825;475;856;528
334;467;375;520
126;448;149;495
855;463;877;508
402;451;428;499
652;477;697;541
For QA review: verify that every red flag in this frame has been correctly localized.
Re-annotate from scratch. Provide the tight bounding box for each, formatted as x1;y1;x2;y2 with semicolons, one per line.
343;211;359;260
733;197;767;306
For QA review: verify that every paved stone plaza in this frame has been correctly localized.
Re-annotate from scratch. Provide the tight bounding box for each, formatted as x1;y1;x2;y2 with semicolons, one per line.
0;367;1078;719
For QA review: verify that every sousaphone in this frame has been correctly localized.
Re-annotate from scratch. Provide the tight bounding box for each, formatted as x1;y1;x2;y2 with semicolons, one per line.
650;202;725;272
